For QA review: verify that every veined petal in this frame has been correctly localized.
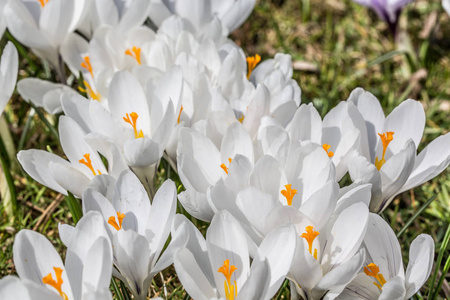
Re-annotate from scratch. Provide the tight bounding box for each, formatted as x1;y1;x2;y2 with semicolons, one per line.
379;276;406;300
404;234;434;299
174;248;217;300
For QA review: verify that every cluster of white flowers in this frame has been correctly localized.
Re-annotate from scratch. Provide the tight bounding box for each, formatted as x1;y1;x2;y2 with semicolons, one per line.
0;0;448;299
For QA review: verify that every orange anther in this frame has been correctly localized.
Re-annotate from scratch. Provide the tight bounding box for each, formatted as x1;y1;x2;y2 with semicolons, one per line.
123;112;144;139
281;184;297;206
246;54;261;79
79;153;102;176
125;46;142;65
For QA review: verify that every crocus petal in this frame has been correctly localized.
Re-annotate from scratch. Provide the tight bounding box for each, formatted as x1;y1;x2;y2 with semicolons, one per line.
49;161;91;198
384;99;425;154
17;150;70;195
255;224;297;298
146;179;177;262
312;249;365;299
404;234;435;299
221;122;254;164
379;276;406;300
236;258;270;300
400;133;450;193
174;248;217;300
0;41;18;113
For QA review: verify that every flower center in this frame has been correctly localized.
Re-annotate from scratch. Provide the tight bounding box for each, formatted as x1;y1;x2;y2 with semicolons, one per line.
238;113;244;123
42;267;68;300
246;54;261;79
374;132;394;171
78;80;101;101
80;56;94;77
108;211;125;230
218;259;238;300
322;143;334;157
37;0;49;7
220;158;233;175
281;184;297;206
177;105;183;124
125;46;142;65
364;263;386;290
79;153;102;176
123;112;144;139
301;226;319;260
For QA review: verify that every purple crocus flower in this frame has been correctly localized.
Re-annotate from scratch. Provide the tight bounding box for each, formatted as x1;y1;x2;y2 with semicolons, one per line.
352;0;414;36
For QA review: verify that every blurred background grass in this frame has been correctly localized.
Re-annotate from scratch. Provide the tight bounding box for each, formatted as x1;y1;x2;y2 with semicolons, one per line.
0;0;449;298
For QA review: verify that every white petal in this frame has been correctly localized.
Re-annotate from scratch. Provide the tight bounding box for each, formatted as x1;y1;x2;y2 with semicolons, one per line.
379;276;406;300
0;41;18;113
404;234;434;298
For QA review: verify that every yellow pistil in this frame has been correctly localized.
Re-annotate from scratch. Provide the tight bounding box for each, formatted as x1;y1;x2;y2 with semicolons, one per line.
322;143;334;157
79;153;102;176
42;267;68;300
301;226;320;260
108;211;125;230
125;46;142;65
37;0;49;7
364;263;387;290
238;113;244;123
220;158;233;175
218;259;238;300
281;184;297;206
177;105;183;124
246;54;261;79
374;132;394;171
80;56;94;77
78;80;101;101
123;112;144;139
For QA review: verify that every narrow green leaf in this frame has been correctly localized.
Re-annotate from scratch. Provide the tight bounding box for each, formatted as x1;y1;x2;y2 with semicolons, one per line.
111;279;124;300
397;195;437;238
65;191;82;224
428;223;450;299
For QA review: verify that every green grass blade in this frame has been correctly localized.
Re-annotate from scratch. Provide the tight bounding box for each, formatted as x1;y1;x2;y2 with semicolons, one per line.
65;191;82;224
119;281;132;300
433;252;450;300
18;109;35;151
0;135;17;216
368;50;405;67
397;195;437;238
111;279;124;300
428;223;450;299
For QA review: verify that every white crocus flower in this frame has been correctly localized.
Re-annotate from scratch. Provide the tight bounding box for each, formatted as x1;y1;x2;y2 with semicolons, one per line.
250;53;302;126
346;88;450;213
11;211;113;300
0;42;18;114
281;201;370;300
338;214;434;300
148;0;256;33
174;210;297;300
287;101;367;181
177;123;255;221
17;78;78;114
74;173;188;300
4;0;86;68
18;115;128;197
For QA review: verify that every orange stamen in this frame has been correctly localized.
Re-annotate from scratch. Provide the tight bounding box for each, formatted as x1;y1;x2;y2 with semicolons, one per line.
218;259;238;300
123;112;144;139
108;211;125;230
364;263;387;290
301;226;320;260
375;131;394;170
125;46;142;65
246;54;261;79
238;113;244;123
322;143;334;157
80;56;94;77
42;267;68;300
37;0;49;7
281;184;297;206
78;80;101;101
79;153;102;176
220;158;233;175
177;105;183;124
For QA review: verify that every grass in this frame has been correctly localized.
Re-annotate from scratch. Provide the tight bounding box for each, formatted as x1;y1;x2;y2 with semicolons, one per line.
0;0;449;298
